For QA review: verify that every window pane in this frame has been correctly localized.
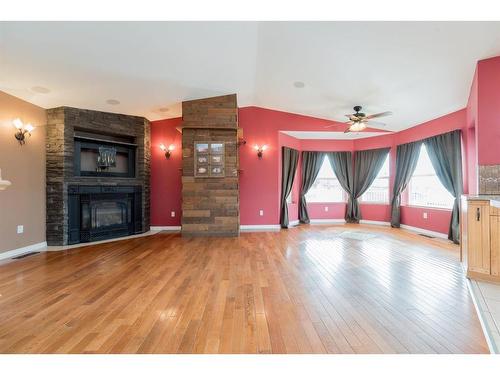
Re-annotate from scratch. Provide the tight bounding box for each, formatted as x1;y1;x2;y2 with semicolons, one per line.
305;157;345;202
361;154;389;203
408;144;454;209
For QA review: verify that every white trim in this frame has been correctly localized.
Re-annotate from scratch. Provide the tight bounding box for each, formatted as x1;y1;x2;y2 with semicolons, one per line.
0;241;47;261
399;224;448;239
309;219;345;224
289;220;300;227
150;226;181;231
466;279;496;354
47;230;162;252
240;225;281;231
359;220;390;226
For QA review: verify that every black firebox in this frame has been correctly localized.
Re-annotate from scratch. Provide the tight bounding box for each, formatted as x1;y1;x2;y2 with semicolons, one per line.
68;185;143;244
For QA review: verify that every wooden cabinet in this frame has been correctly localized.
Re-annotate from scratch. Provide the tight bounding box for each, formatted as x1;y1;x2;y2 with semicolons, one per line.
467;201;491;274
491;214;500;276
461;196;500;283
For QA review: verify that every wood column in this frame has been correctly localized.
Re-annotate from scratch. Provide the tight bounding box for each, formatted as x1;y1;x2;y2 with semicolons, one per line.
181;94;240;237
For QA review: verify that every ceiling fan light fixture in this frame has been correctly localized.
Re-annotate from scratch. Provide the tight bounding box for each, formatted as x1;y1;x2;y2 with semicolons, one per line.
349;122;367;132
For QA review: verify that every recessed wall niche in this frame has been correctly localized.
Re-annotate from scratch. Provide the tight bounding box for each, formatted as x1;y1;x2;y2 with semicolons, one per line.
194;141;225;177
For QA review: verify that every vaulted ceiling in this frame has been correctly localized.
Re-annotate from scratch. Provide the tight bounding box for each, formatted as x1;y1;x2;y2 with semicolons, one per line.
1;21;500;132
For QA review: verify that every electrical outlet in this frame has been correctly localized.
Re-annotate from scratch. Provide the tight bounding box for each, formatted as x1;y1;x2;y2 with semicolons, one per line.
423;212;428;219
259;210;264;216
17;225;24;234
171;211;175;217
324;206;329;212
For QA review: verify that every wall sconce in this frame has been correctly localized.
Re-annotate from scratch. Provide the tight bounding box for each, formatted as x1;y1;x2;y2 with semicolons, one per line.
0;168;12;191
254;144;268;159
13;118;34;145
160;143;175;159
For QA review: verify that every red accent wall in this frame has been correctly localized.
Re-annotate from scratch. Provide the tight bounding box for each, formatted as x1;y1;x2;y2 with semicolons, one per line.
150;117;183;227
150;106;474;235
476;56;500;165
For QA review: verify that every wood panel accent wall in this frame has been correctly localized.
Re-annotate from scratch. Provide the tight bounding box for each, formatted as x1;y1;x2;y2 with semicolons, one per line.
46;107;150;245
181;94;240;237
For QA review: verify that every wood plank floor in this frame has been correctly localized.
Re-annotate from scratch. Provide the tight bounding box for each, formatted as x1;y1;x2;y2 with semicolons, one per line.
0;224;489;353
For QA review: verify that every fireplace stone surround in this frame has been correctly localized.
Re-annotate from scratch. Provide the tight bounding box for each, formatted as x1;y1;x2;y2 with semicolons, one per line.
46;107;150;246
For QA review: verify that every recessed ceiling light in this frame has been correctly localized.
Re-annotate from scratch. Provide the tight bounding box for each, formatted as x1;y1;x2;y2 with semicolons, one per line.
293;81;305;88
31;86;50;94
159;107;170;112
106;99;120;105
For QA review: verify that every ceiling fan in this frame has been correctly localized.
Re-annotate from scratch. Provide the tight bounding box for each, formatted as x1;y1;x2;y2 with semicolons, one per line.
325;105;393;133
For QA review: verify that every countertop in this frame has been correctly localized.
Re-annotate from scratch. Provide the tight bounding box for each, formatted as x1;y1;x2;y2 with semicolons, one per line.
464;195;500;208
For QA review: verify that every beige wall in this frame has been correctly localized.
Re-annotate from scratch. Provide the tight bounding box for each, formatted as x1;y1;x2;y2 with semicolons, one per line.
0;91;46;254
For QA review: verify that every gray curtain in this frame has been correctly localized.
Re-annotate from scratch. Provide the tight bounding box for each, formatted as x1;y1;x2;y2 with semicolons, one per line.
390;141;422;228
326;151;354;222
424;130;463;243
280;147;299;228
347;148;391;223
299;152;325;223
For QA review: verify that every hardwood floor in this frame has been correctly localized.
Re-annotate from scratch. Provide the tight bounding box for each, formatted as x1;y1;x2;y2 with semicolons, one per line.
0;224;489;353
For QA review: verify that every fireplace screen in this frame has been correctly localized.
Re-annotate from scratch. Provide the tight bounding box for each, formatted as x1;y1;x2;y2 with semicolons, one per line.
91;201;129;229
68;185;142;245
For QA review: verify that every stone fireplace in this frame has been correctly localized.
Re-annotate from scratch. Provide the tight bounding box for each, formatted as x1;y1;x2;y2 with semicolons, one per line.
46;107;150;246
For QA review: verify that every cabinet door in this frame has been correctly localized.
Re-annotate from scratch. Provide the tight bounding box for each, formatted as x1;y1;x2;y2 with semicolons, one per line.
467;202;490;275
491;215;500;276
460;196;468;264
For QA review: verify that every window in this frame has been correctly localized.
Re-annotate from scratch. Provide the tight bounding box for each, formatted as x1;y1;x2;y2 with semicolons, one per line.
407;144;454;209
305;157;346;202
361;154;389;203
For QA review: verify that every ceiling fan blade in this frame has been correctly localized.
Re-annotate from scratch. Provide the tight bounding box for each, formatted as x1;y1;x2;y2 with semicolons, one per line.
364;111;393;120
324;121;353;129
366;120;386;127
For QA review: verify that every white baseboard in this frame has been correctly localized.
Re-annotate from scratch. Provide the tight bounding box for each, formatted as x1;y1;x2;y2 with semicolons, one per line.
359;220;390;226
150;226;181;231
153;225;284;232
399;224;448;239
240;225;281;231
309;219;345;224
289;220;300;227
0;241;47;261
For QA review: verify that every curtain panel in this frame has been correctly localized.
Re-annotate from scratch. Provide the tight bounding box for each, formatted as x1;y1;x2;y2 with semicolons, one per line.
326;151;354;222
348;148;391;223
280;147;300;228
423;130;463;243
390;140;422;228
299;151;325;224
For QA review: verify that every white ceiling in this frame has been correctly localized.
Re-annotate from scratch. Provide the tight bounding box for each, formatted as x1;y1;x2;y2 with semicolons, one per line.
1;21;500;131
281;131;387;140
